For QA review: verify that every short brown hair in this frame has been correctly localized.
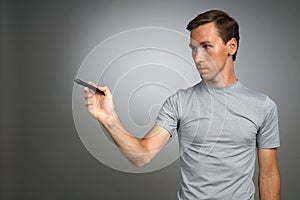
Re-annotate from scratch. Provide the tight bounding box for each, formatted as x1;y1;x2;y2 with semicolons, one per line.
187;10;240;61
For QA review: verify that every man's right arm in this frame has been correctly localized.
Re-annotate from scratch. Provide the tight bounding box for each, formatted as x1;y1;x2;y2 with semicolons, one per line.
84;82;171;167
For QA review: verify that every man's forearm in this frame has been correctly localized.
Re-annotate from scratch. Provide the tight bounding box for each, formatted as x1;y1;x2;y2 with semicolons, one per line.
99;112;150;167
83;84;161;167
259;170;281;200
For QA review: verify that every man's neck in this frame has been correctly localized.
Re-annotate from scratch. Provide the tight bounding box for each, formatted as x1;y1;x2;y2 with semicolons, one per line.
205;62;237;88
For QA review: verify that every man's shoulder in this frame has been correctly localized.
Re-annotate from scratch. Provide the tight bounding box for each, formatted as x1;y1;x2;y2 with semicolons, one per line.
237;82;269;102
236;83;279;114
172;81;202;98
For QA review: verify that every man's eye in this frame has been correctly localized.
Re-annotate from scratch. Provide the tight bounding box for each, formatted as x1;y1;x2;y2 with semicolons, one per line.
190;46;197;51
203;45;210;50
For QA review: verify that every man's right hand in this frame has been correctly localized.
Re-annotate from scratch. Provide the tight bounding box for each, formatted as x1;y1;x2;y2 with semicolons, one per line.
84;82;115;124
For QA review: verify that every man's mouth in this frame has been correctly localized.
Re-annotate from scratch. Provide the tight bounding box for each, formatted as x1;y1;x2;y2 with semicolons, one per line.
197;67;209;72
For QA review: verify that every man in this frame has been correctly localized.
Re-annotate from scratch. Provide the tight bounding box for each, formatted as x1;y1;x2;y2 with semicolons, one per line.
83;10;280;200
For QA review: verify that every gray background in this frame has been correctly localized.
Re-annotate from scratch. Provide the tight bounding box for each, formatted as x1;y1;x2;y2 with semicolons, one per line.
1;0;300;199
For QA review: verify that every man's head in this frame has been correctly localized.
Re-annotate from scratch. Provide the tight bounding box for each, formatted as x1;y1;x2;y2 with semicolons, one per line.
187;10;240;61
187;10;240;85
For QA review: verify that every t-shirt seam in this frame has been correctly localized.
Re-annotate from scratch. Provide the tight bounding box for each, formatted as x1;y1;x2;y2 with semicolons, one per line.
257;143;280;148
178;91;182;124
259;96;269;129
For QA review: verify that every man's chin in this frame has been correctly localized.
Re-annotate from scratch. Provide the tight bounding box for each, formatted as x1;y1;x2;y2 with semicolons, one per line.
199;74;209;81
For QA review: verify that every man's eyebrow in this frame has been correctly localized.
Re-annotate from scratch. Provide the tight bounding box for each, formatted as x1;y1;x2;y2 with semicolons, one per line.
199;41;212;45
189;41;212;47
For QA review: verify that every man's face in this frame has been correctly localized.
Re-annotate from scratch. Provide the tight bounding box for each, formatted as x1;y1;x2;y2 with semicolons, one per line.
189;22;231;84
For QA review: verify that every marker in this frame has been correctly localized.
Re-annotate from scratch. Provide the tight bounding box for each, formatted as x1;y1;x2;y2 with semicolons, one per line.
74;79;105;95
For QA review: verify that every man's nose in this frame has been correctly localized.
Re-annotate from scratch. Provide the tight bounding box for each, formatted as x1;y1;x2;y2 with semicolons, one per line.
194;48;205;63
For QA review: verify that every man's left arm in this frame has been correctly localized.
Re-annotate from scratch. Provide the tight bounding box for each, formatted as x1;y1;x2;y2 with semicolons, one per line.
258;148;281;200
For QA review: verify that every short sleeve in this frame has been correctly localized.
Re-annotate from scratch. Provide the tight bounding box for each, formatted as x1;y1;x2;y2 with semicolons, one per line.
155;93;180;137
257;96;280;148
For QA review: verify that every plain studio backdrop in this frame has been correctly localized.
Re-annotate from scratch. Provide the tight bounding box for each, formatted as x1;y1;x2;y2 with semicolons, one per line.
1;0;299;199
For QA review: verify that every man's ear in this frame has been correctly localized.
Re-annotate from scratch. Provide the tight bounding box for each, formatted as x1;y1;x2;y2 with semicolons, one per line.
226;38;238;56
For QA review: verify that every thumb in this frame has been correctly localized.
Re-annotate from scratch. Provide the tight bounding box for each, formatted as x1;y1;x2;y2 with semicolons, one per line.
87;81;105;95
87;82;111;97
97;85;112;97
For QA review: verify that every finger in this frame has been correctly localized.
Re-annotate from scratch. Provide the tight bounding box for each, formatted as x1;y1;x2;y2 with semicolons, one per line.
84;87;92;95
87;81;106;95
85;91;93;99
85;98;94;105
85;102;93;108
88;81;97;87
85;101;92;106
84;87;96;101
85;95;93;102
97;85;112;96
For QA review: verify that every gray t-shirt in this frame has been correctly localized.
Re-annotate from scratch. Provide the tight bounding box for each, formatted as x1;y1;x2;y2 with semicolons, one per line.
155;81;280;200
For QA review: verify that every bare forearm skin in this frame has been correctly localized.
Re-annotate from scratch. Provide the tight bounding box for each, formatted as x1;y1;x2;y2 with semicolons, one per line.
100;112;154;167
259;169;281;200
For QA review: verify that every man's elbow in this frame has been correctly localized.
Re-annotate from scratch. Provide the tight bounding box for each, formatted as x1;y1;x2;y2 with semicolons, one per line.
129;142;161;168
134;161;149;168
133;157;151;168
133;143;158;168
